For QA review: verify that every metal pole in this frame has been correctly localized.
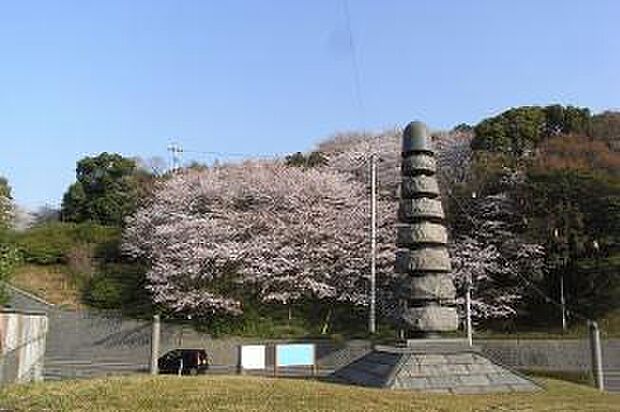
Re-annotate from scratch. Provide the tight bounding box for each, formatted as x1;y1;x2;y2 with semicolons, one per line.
369;153;377;334
168;142;183;172
466;191;476;346
560;275;567;331
588;320;605;392
465;277;473;347
150;314;161;375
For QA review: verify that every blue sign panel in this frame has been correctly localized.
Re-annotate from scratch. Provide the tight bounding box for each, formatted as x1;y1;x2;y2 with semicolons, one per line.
276;344;315;367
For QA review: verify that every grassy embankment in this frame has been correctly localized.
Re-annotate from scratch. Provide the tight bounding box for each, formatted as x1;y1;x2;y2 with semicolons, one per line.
0;375;617;412
10;264;82;309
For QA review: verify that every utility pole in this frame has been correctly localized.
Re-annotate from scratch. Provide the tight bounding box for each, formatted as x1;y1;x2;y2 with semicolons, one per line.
150;314;161;375
369;153;377;335
465;275;473;347
588;320;605;392
553;228;568;332
466;191;476;346
168;142;183;172
560;274;567;332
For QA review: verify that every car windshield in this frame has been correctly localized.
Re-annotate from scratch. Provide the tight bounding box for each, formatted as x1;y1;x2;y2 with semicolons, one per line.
164;351;179;360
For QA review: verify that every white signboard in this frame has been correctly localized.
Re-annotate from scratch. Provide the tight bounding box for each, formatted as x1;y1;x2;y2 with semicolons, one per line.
240;345;266;370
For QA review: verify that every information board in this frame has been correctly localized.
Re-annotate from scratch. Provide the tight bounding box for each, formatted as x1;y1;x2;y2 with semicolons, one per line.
275;343;315;367
240;345;266;370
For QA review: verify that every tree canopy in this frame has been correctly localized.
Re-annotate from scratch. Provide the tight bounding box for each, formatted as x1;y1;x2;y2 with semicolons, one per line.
123;161;392;315
521;136;620;319
591;111;620;151
471;105;591;155
0;177;12;232
0;177;17;305
61;153;140;226
470;106;620;322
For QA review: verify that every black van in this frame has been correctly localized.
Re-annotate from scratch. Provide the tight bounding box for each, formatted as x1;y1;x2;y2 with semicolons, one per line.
157;349;209;375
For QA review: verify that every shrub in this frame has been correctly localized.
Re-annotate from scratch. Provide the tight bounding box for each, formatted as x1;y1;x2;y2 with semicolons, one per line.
84;275;124;309
66;244;96;279
83;263;151;313
0;244;20;305
13;222;120;265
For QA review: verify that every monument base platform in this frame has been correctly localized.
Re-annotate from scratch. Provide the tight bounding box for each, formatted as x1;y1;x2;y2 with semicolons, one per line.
329;339;539;394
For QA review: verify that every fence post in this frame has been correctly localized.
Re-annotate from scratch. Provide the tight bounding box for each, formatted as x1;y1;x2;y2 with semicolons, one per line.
465;276;473;347
273;344;278;377
237;345;244;375
150;314;161;375
588;320;604;392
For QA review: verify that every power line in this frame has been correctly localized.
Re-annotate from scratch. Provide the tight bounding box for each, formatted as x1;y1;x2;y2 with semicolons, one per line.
183;148;289;159
437;171;591;322
165;144;295;168
182;149;250;158
342;0;366;128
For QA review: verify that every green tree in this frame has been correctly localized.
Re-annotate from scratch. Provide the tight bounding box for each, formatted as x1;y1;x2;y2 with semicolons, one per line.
591;111;620;151
0;177;12;231
0;176;18;305
0;177;9;198
522;169;620;319
61;153;140;226
61;182;87;223
284;151;327;168
0;244;19;305
452;123;473;133
472;105;591;155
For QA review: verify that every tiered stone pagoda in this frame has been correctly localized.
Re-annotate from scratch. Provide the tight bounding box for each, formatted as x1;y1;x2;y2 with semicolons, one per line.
330;121;539;394
395;121;458;335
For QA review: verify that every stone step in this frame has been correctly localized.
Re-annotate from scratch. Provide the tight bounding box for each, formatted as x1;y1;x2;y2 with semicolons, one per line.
330;346;540;394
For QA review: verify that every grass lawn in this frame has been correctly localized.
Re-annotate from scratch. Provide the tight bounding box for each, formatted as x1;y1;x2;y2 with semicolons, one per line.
0;375;617;412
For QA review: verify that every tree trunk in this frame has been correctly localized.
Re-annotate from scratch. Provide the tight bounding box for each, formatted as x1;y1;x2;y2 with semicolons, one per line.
321;307;333;335
287;304;292;326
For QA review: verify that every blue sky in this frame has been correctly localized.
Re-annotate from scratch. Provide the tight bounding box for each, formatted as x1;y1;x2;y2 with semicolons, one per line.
1;1;619;208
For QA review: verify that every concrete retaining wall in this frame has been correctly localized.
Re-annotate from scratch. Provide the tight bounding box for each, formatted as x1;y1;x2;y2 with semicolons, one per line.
478;339;620;372
0;310;48;384
157;327;372;372
34;305;620;383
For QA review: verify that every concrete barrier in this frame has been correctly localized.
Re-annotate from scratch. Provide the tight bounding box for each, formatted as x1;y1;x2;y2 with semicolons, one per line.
478;339;620;372
0;310;48;384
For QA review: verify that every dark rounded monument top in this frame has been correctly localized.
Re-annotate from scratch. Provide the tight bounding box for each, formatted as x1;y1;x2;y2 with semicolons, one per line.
402;121;433;155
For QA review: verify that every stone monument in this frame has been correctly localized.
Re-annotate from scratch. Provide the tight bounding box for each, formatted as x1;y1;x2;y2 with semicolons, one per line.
396;121;458;336
330;121;539;393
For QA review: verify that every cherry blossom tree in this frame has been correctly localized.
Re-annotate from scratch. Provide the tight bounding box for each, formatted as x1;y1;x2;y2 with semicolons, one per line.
0;178;13;231
449;180;545;322
123;161;393;316
0;178;18;304
318;128;543;322
0;197;11;232
125;126;544;322
433;130;474;189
